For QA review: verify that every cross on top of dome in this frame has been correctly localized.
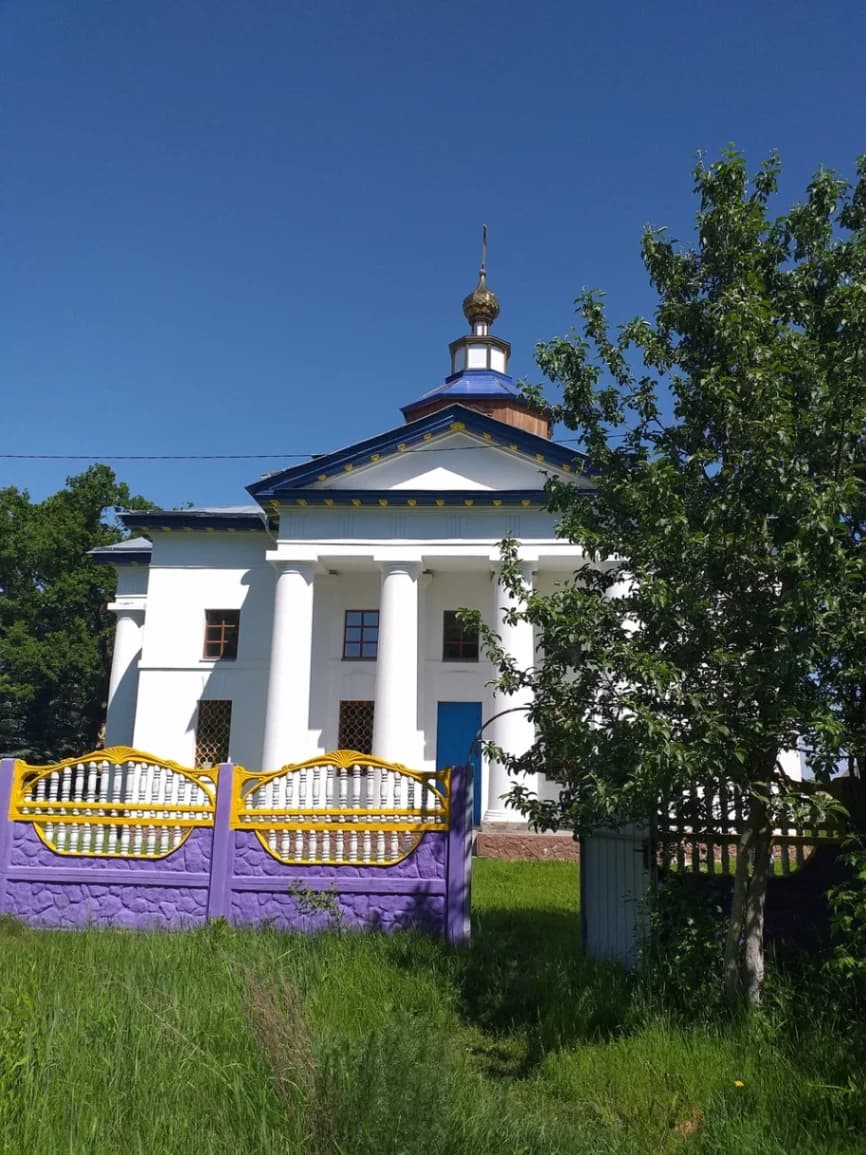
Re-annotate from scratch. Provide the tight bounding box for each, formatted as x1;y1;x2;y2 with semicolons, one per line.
462;225;500;330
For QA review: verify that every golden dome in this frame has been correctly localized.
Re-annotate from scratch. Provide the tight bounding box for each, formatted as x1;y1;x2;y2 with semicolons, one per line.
462;268;500;327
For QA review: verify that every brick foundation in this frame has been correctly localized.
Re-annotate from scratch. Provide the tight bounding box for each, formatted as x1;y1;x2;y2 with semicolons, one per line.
474;831;580;861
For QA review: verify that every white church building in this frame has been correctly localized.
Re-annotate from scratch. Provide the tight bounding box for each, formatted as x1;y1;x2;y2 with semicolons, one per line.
93;255;595;824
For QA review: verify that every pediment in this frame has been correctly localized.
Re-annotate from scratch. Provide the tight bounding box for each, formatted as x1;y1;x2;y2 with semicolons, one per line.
315;431;572;491
247;404;592;505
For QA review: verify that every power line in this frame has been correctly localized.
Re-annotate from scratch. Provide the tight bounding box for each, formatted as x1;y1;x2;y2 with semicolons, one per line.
0;440;585;462
1;453;310;461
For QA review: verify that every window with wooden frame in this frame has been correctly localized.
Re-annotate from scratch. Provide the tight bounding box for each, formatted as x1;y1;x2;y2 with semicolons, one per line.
195;699;232;767
442;610;480;661
338;700;375;754
203;609;240;660
342;610;379;660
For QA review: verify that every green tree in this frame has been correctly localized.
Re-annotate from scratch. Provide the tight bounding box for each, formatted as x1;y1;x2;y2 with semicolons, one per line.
0;465;153;762
483;151;866;1007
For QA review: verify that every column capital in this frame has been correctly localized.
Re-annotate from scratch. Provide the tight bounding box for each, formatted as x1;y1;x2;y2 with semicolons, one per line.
488;548;540;565
490;560;536;587
265;556;319;579
107;598;147;616
376;559;422;578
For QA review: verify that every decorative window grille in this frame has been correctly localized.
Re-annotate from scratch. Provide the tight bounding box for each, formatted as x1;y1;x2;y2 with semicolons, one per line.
203;610;240;660
342;610;379;660
338;700;375;754
442;610;479;661
195;699;232;767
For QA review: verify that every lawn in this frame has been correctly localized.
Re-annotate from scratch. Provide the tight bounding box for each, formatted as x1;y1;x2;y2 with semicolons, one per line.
0;859;864;1153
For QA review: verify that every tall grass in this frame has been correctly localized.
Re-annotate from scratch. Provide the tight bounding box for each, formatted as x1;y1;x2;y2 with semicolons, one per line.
0;861;864;1153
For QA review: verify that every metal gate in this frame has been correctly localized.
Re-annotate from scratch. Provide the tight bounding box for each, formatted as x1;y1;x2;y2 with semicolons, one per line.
580;825;651;968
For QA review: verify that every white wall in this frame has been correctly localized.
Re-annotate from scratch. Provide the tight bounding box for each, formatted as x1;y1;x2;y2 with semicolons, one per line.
115;566;149;599
309;570;381;750
419;569;497;802
132;532;274;767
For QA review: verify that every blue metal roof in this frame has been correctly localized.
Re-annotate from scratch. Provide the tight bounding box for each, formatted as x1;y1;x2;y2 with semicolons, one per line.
402;368;519;415
89;536;153;566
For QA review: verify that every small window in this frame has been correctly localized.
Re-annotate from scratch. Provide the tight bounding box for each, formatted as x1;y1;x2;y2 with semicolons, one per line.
338;700;375;754
195;699;232;767
443;610;479;661
204;610;240;660
342;610;379;660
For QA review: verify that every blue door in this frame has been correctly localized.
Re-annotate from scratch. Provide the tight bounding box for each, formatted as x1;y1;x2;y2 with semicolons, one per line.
436;701;483;825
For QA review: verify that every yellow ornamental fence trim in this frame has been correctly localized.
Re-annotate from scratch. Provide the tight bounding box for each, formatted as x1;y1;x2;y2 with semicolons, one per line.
10;746;216;859
232;749;451;866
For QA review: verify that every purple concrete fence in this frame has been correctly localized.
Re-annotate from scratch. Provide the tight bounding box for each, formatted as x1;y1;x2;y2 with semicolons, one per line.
0;755;472;941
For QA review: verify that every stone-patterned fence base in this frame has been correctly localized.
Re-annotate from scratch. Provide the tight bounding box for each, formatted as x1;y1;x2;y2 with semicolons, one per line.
0;748;472;941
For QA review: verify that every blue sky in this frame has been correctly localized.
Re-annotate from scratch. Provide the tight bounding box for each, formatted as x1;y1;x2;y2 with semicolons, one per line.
3;0;865;510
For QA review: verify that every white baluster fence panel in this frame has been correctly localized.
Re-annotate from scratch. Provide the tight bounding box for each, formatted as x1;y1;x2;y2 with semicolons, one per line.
11;747;215;858
234;750;450;866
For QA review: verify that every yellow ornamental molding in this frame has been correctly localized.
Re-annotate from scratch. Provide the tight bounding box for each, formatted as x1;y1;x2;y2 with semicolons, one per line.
15;746;205;777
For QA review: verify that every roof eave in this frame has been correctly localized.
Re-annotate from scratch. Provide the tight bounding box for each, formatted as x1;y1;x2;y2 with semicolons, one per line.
118;509;271;534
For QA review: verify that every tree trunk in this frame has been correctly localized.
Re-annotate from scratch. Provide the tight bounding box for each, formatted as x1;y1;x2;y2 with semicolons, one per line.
723;787;772;1009
723;824;753;1007
743;819;771;1005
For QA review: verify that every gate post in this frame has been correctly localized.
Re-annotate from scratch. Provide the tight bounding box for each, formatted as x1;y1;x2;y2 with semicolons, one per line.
445;763;473;943
207;762;236;922
0;760;16;917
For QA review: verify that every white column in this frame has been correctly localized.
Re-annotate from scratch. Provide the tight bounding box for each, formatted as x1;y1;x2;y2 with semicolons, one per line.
104;601;145;747
261;560;317;770
485;562;536;824
372;561;420;763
